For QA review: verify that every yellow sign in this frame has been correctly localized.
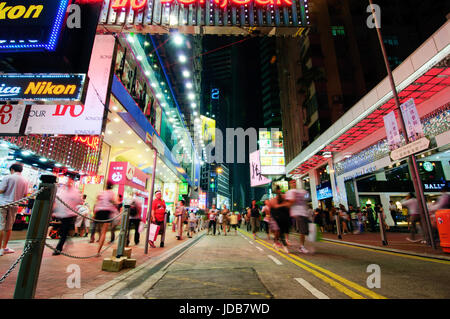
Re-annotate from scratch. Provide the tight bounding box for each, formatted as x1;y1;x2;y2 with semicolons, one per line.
201;115;215;145
0;3;43;20
24;82;77;96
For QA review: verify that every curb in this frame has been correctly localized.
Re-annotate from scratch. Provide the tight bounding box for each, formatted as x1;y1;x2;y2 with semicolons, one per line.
321;238;450;262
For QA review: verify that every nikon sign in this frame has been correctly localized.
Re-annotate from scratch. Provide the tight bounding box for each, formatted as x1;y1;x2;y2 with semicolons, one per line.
0;0;70;52
0;74;87;104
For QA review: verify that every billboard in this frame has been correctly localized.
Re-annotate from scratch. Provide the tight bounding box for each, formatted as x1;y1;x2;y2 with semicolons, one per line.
200;115;215;146
0;0;70;52
400;98;425;142
0;105;26;134
0;74;87;103
259;130;286;175
250;150;271;187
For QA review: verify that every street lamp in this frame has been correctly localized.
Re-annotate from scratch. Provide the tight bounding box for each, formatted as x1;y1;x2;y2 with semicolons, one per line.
216;167;223;174
368;0;435;249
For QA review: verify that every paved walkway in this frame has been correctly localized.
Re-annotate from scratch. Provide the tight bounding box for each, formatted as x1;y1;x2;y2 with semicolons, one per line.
0;226;195;299
321;231;448;258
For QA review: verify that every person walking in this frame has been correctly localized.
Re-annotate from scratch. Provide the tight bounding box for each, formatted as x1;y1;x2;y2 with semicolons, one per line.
376;203;389;231
285;187;310;253
109;194;123;243
175;200;186;240
94;183;119;255
0;163;28;256
187;209;197;238
339;204;350;234
207;205;218;235
229;212;238;235
221;204;230;236
268;186;290;253
348;205;358;234
401;193;423;242
74;199;90;237
389;201;399;228
365;204;376;232
52;178;83;256
217;208;223;235
127;195;142;246
150;190;166;247
248;200;260;240
261;200;271;240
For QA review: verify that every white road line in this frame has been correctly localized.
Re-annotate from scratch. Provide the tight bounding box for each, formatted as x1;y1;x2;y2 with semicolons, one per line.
256;246;264;252
267;255;283;265
249;241;254;245
295;278;330;299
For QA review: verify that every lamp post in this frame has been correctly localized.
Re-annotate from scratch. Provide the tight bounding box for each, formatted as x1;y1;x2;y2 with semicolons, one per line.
368;0;435;249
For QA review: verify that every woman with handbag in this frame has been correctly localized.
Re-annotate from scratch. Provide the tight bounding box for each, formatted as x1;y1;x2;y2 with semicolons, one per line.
175;200;186;240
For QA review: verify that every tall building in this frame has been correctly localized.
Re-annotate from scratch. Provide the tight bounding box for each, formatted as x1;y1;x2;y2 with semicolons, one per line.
279;0;450;167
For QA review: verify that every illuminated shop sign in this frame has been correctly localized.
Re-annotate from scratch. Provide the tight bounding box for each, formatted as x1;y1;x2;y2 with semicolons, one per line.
0;74;87;103
111;0;292;10
316;182;333;201
100;0;308;30
259;130;286;176
423;183;447;191
73;136;100;151
0;0;70;52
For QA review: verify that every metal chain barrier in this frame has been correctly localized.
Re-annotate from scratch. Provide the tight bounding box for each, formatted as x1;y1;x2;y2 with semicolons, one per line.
55;195;124;223
0;187;48;210
0;241;37;284
44;241;114;259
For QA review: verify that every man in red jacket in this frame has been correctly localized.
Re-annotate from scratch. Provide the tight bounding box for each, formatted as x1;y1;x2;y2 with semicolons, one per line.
150;190;166;248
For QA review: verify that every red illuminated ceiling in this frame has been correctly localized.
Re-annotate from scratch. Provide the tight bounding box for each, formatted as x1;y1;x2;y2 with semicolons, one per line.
291;66;450;176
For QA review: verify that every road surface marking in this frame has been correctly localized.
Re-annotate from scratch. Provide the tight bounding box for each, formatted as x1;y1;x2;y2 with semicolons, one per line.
238;229;366;299
322;239;450;265
295;278;330;299
267;255;283;265
256;246;264;252
249;241;255;245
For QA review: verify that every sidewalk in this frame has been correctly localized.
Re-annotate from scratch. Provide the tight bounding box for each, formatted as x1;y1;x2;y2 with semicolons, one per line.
320;231;449;259
0;226;198;299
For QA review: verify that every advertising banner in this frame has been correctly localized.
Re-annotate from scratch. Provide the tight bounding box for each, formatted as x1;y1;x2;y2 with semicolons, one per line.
400;98;425;142
200;115;216;146
259;130;286;175
107;161;148;192
0;0;70;52
250;150;271;187
179;182;189;195
163;183;177;203
0;105;26;134
25;104;103;135
383;111;402;150
0;74;87;103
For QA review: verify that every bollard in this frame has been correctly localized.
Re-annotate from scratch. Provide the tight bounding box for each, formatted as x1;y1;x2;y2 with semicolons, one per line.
13;175;57;299
378;212;388;246
116;205;130;258
159;212;168;248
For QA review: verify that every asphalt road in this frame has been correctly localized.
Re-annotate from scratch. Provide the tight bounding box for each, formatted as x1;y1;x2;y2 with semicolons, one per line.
94;228;450;299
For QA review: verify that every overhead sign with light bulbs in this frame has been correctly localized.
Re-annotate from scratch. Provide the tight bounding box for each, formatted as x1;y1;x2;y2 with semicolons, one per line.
99;0;310;35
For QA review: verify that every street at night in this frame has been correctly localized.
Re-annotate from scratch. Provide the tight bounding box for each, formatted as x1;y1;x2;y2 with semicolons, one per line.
0;0;450;310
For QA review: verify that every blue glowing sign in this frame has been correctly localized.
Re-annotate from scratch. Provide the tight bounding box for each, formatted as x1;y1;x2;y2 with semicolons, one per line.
0;0;70;52
316;182;333;201
211;88;219;100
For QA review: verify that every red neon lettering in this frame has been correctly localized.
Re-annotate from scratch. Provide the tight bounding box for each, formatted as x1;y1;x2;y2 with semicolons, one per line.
178;0;196;4
73;136;100;151
214;0;227;8
52;105;85;118
254;0;273;5
0;105;13;125
131;0;147;10
230;0;251;5
160;0;175;4
112;0;148;10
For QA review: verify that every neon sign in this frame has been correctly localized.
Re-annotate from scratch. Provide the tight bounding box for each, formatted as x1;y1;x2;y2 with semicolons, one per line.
0;0;70;52
73;135;100;151
110;0;292;10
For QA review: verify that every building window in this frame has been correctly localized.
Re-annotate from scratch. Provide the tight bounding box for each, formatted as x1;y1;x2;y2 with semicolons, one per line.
383;36;399;46
331;26;345;37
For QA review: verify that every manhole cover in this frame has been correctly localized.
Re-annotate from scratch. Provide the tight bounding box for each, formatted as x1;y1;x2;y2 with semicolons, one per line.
144;267;272;299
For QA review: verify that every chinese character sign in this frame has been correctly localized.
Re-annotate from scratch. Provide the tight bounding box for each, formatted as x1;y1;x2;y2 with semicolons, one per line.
383;111;402;151
250;151;271;187
400;98;424;142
